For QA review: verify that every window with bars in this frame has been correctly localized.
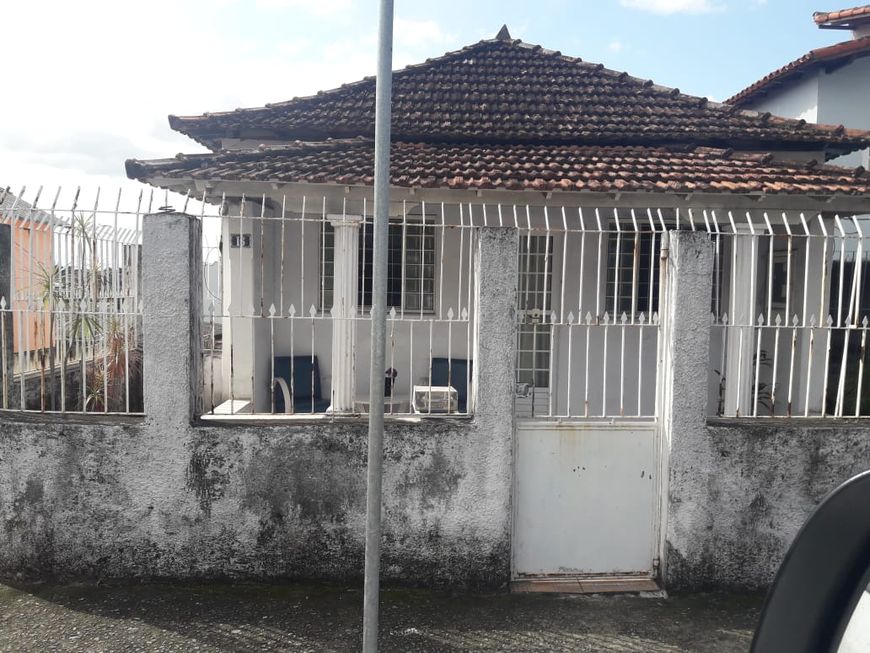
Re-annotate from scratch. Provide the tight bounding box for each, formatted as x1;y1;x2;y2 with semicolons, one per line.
516;235;553;388
605;229;659;318
321;219;436;311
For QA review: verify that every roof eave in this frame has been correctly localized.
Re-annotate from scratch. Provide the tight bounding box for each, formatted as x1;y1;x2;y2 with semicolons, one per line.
127;174;870;214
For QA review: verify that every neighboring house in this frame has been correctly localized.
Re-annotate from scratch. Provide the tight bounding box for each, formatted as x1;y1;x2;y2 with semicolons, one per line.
728;5;870;169
0;188;54;370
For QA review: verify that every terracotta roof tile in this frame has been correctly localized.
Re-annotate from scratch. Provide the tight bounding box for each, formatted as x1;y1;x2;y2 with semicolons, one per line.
814;5;870;26
727;36;870;107
124;140;870;196
168;38;870;158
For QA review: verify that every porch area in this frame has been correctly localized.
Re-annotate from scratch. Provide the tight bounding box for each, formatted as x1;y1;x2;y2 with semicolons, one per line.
197;191;869;422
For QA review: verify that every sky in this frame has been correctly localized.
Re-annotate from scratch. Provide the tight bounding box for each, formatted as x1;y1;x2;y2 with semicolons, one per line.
0;0;854;201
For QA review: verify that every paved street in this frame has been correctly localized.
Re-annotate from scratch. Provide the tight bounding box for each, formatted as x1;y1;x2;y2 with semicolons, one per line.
0;582;761;652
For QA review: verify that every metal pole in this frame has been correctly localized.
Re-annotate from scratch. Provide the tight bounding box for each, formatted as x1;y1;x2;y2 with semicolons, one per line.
363;0;393;651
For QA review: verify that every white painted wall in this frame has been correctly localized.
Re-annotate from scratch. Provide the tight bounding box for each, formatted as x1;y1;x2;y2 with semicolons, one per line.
743;56;870;168
819;56;870;168
748;72;820;124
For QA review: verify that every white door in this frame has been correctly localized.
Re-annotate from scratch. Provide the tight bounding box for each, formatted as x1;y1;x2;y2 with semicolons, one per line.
513;421;659;578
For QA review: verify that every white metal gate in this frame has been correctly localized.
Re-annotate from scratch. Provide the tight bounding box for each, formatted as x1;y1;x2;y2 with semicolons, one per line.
513;421;659;582
512;210;664;586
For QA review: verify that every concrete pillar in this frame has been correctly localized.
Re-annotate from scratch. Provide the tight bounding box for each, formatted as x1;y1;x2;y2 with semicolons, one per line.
142;212;202;425
657;230;714;587
0;224;10;408
723;230;757;416
327;214;362;413
473;227;519;418
470;226;519;585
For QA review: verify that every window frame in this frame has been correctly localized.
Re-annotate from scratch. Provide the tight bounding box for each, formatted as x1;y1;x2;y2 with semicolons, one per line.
320;216;438;314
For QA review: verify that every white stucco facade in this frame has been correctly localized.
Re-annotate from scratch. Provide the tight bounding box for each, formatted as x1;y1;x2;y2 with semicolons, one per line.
741;53;870;168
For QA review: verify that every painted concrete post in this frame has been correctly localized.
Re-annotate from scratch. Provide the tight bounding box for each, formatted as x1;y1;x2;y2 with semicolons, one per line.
473;227;519;419
142;212;202;424
328;214;362;413
656;230;714;586
0;223;11;408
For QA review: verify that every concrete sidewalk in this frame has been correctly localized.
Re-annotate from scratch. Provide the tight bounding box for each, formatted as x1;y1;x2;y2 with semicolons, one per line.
0;582;762;652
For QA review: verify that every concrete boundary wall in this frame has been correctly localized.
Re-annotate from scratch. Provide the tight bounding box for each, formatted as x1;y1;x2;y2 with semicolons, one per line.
1;219;868;591
0;216;517;588
663;231;870;591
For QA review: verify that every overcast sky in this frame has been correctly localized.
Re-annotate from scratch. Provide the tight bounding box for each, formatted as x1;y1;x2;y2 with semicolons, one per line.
0;0;848;200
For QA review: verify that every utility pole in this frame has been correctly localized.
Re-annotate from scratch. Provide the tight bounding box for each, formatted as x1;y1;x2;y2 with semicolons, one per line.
363;0;393;651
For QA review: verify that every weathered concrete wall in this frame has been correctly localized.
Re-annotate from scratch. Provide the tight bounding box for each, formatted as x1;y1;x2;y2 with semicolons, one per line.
0;413;509;587
0;217;515;589
661;232;870;592
667;419;870;592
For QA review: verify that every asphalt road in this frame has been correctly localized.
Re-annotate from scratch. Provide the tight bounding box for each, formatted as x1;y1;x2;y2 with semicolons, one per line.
0;582;762;652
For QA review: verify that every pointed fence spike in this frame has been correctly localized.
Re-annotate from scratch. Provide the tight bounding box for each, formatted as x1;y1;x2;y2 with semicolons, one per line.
775;313;782;326
826;314;834;326
620;311;628;324
639;312;646;325
390;306;397;319
309;304;317;317
461;307;468;320
268;303;276;316
757;313;764;326
567;311;575;324
550;311;557;324
288;304;296;316
0;297;5;309
446;307;454;320
585;311;593;325
809;314;817;327
603;311;610;324
792;314;799;326
652;312;659;325
862;315;869;327
722;313;729;325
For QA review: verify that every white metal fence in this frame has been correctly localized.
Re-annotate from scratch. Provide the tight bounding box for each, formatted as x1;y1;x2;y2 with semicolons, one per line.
513;206;869;421
197;194;475;418
4;185;864;422
516;207;665;420
707;211;869;418
0;186;143;414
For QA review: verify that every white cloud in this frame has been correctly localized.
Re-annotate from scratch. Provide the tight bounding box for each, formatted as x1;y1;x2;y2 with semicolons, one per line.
394;17;453;49
618;0;725;15
608;40;624;53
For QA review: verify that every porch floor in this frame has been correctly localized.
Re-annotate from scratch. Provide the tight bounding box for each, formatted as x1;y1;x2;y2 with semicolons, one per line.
0;581;762;652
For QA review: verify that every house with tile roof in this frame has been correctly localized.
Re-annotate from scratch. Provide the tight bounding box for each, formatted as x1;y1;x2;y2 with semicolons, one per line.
122;26;870;589
729;5;870;170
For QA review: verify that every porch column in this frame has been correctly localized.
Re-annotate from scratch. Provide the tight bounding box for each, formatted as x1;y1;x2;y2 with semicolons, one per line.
723;229;757;416
142;212;202;425
0;224;11;408
328;214;362;413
